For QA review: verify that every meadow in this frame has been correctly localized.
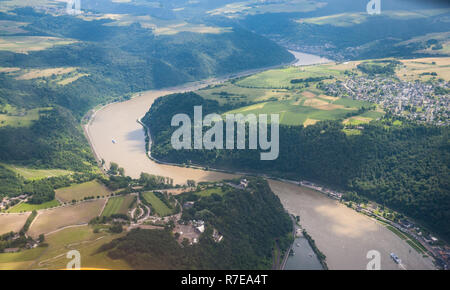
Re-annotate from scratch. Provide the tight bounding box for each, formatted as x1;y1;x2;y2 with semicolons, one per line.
6;200;60;213
55;180;111;203
0;107;53;128
0;225;129;270
0;163;72;180
0;246;46;270
101;195;135;217
31;225;130;270
141;192;173;217
208;0;324;18
396;57;450;82
198;62;381;126
195;187;225;197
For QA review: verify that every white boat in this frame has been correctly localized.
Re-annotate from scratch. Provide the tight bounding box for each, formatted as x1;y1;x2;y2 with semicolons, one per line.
112;139;117;144
390;253;401;264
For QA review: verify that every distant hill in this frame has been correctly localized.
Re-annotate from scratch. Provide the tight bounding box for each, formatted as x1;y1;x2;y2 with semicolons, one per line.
240;5;450;60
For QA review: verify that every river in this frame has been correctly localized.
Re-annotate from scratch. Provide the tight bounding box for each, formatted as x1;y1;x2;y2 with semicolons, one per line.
285;236;323;270
85;50;436;270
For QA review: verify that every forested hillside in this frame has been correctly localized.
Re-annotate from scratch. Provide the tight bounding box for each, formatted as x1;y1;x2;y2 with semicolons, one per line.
98;178;293;269
0;7;293;184
144;92;450;240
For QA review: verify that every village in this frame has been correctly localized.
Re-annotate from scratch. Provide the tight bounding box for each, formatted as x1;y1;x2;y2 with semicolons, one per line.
322;76;449;125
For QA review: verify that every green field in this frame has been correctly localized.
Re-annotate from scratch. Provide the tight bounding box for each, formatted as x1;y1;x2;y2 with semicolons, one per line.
0;225;129;270
101;195;135;217
0;163;72;180
30;225;130;270
0;246;46;270
141;192;173;217
235;65;344;88
0;107;53;128
198;63;382;126
6;199;60;213
297;10;449;27
224;91;373;126
196;187;225;197
55;180;111;203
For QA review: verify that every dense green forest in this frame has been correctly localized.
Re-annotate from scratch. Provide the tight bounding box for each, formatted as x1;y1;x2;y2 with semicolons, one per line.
0;107;94;170
98;178;293;269
144;92;450;240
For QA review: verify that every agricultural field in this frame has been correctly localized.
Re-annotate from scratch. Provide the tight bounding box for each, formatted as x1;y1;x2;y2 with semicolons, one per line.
0;36;75;54
343;110;385;126
0;163;72;180
207;0;325;18
27;199;106;238
14;67;76;80
141;192;173;217
396;57;450;81
225;91;373;126
31;225;130;270
296;9;450;27
6;200;60;213
198;61;385;126
297;12;368;27
0;246;46;270
0;66;89;86
55;180;111;203
0;225;129;270
234;65;347;88
82;13;230;36
0;213;30;235
195;187;225;197
0;106;53;128
101;195;135;217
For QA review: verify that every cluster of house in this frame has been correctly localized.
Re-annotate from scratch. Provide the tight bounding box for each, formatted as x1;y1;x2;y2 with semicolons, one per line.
323;76;449;125
2;233;40;254
0;195;27;211
226;179;249;191
174;218;223;246
400;220;450;269
192;220;205;234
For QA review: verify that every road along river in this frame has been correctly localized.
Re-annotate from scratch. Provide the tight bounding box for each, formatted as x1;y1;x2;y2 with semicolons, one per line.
85;52;436;269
